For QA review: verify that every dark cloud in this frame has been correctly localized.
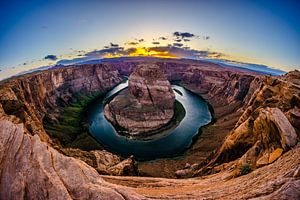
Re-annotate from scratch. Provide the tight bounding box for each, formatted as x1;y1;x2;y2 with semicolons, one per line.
173;31;195;38
123;47;137;55
44;55;58;61
104;43;120;49
173;43;183;47
55;35;223;66
148;46;199;58
23;63;27;65
147;45;223;60
110;43;119;47
208;51;224;58
127;41;139;45
86;47;124;57
203;36;210;40
159;37;167;40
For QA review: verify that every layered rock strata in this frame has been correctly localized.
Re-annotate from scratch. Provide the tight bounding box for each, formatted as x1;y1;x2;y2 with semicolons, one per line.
0;58;299;199
177;70;300;179
104;64;175;135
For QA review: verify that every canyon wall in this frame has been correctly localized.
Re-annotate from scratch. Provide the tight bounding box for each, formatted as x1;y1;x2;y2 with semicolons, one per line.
0;64;122;140
206;71;300;173
0;60;299;199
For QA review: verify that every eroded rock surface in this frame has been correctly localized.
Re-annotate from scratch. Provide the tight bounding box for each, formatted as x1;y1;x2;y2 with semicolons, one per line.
0;119;144;200
104;64;175;135
190;70;300;178
0;59;299;199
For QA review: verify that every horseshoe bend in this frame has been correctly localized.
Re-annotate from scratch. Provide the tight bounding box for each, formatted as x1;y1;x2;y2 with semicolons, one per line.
1;1;300;199
0;57;299;199
104;64;177;136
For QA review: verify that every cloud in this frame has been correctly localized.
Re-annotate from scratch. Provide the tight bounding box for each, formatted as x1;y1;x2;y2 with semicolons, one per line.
55;45;227;66
207;51;224;58
203;36;210;40
138;38;144;42
173;31;195;38
152;41;160;45
44;55;58;61
85;47;124;57
110;43;119;47
183;39;190;42
104;43;120;49
174;39;182;42
173;43;183;47
126;41;139;45
159;37;167;40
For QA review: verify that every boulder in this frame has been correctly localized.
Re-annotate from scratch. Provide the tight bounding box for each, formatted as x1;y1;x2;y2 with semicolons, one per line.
268;148;283;163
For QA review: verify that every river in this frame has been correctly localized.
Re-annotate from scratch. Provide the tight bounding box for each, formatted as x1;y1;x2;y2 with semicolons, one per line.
87;81;212;160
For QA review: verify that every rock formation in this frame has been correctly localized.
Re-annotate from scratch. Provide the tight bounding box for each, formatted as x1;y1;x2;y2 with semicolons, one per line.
0;58;299;199
104;64;175;135
178;70;300;179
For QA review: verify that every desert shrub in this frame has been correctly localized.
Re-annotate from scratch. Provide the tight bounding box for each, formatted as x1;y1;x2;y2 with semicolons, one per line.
240;163;251;175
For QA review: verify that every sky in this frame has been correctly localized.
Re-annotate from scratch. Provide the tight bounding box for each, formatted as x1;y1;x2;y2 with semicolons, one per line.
0;0;299;79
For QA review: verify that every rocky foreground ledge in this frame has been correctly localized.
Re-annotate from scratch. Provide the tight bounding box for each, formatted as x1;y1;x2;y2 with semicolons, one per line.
104;64;175;135
0;59;299;199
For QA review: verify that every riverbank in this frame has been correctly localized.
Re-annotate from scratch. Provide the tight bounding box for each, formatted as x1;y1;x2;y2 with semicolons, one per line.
43;92;103;151
136;86;242;178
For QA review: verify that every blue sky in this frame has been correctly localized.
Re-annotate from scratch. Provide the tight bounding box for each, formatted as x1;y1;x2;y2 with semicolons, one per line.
0;0;299;79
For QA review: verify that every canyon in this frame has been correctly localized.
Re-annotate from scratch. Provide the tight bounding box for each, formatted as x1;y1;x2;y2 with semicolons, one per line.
0;57;299;199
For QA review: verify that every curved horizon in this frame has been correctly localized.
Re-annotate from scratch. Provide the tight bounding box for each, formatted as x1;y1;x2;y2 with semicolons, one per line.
0;0;299;79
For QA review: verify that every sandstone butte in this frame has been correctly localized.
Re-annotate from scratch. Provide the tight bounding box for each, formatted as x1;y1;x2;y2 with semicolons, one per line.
104;63;175;135
0;58;299;199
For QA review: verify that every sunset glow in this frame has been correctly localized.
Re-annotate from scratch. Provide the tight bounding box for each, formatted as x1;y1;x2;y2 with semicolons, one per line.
0;0;299;80
128;48;178;58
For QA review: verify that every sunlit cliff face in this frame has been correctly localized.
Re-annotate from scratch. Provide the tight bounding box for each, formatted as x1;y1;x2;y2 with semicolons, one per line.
103;47;178;59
